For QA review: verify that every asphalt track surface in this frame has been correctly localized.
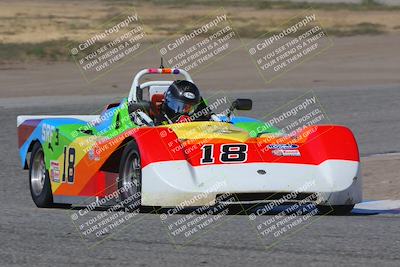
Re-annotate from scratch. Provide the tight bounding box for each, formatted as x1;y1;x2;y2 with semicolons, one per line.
1;86;399;266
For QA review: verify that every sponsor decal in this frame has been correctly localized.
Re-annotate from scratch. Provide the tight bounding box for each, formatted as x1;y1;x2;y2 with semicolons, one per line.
212;126;243;134
215;128;240;134
272;149;301;157
183;92;196;99
88;148;101;161
41;123;55;142
50;161;60;182
267;144;299;150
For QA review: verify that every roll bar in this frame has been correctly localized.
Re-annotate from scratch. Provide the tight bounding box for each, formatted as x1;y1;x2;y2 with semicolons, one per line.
128;68;193;103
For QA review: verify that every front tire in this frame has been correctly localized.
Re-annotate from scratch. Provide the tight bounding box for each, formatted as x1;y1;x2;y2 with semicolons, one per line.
29;142;54;208
118;140;142;212
318;205;354;215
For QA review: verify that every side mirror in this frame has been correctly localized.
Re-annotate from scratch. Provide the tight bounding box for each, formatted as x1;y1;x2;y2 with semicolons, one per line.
232;98;252;111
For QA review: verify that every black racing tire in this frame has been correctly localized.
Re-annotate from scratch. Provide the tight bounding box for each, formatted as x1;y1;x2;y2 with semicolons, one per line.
118;140;142;212
29;142;54;208
317;205;354;215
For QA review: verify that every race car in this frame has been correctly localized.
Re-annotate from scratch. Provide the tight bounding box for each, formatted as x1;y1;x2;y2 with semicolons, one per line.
17;68;362;214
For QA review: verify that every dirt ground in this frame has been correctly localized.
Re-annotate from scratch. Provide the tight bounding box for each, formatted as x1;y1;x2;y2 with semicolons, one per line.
1;0;400;44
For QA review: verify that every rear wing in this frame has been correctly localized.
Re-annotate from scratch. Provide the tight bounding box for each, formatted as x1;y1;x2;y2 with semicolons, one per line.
17;115;99;127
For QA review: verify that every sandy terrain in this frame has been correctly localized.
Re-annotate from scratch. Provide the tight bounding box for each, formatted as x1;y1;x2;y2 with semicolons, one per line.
1;0;400;44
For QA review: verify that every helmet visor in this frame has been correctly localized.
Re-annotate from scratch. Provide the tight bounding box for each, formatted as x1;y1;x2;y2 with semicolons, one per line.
166;96;195;114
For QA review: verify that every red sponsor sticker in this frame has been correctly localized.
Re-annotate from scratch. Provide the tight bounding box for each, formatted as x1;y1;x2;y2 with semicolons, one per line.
50;161;60;182
272;149;301;157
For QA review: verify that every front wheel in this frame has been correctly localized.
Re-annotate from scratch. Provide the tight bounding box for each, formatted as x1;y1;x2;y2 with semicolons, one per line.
317;205;354;215
29;142;54;207
118;140;142;212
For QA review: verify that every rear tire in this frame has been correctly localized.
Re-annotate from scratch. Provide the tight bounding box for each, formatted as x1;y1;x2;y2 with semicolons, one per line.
118;140;142;212
29;142;54;208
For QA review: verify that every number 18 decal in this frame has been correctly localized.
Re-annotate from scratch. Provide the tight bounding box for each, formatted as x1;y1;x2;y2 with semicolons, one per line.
62;146;76;183
201;144;248;164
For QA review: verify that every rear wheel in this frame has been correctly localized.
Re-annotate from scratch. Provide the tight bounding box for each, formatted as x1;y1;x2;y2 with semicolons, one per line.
29;142;54;207
118;140;142;212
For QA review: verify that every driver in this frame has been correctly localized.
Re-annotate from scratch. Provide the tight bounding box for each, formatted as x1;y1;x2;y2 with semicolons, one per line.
155;80;207;125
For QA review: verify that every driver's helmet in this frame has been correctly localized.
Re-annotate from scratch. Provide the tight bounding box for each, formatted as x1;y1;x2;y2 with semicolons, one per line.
163;80;201;122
